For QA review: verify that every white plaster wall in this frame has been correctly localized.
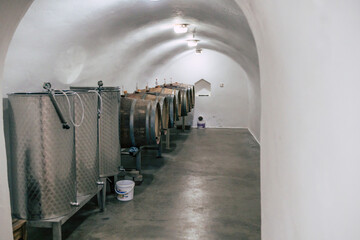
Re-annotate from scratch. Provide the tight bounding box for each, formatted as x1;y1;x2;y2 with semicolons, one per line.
247;70;261;142
153;50;249;128
236;0;360;239
0;1;33;239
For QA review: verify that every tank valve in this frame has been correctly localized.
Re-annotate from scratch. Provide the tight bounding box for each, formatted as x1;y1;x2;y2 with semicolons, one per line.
129;147;139;156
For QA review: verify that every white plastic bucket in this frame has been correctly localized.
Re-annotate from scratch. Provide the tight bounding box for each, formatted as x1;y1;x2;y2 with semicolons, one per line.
115;180;135;201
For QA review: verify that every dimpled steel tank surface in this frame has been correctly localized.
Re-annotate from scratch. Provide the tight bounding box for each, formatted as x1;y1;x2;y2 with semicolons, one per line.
8;93;76;220
71;87;121;177
73;92;99;197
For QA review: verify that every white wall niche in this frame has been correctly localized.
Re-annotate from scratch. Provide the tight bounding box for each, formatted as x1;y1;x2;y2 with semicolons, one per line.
195;79;211;97
155;50;249;128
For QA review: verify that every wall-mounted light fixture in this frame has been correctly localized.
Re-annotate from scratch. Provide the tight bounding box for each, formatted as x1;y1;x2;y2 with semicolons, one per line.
187;39;200;47
187;28;200;47
174;24;189;34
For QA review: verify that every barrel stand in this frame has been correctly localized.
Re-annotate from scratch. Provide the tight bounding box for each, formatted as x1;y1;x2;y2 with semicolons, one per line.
166;128;171;150
182;117;185;132
28;185;105;240
121;148;143;184
98;172;123;210
143;141;163;158
158;138;163;157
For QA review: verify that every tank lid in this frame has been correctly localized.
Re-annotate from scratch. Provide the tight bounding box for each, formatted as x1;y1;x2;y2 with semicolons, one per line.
70;86;121;92
7;91;75;96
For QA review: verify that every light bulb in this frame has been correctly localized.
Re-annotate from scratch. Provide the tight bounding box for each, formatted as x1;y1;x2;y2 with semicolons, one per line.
174;24;188;34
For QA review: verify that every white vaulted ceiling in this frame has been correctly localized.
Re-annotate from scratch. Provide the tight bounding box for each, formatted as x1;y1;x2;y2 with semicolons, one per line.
4;0;262;139
4;0;259;89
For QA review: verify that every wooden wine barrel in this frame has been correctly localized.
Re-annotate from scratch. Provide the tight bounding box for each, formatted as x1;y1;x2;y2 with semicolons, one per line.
164;85;191;116
179;89;189;116
166;83;195;109
181;84;195;109
190;85;195;108
141;87;180;128
120;97;161;148
127;92;170;131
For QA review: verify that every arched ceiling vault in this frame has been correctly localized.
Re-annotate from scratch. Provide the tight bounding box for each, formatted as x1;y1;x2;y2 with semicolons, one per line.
4;0;259;91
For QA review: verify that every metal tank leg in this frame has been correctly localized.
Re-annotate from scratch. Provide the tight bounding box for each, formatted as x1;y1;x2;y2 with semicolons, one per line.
114;175;118;185
97;189;102;211
99;177;107;211
97;181;106;211
166;128;171;150
52;222;62;240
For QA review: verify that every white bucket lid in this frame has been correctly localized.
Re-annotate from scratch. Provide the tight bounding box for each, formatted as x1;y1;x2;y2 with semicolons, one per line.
116;180;135;188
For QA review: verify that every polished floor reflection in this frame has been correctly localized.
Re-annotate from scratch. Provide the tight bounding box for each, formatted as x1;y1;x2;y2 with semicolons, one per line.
29;129;260;240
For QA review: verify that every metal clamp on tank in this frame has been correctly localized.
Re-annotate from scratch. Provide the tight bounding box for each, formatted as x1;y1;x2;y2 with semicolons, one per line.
96;80;104;119
43;82;71;129
97;80;104;92
70;201;80;207
96;180;105;186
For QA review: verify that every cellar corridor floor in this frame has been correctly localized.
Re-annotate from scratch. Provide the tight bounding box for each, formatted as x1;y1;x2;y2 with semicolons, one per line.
28;128;260;240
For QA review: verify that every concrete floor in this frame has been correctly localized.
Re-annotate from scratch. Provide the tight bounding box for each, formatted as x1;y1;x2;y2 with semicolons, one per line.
28;128;260;240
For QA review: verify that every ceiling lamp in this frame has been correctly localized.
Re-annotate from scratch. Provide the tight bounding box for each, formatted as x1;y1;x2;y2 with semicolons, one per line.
187;27;200;47
187;39;200;47
174;24;189;34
